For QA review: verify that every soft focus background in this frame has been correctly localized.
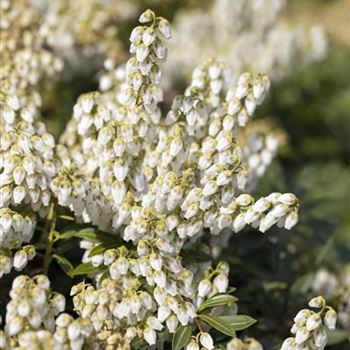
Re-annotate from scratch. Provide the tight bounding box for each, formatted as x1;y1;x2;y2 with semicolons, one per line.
3;0;350;348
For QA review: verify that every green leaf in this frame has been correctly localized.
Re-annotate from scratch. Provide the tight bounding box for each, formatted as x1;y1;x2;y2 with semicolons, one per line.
57;215;75;221
88;242;117;257
217;315;257;331
326;329;349;345
197;314;235;337
55;238;79;254
70;262;104;276
59;229;78;240
197;294;238;313
130;336;148;349
172;325;192;350
52;254;74;276
99;268;110;282
60;228;120;244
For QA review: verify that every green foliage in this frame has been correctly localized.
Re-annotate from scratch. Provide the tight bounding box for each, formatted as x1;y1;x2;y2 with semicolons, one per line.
197;314;237;337
222;44;350;348
172;325;192;350
197;294;238;313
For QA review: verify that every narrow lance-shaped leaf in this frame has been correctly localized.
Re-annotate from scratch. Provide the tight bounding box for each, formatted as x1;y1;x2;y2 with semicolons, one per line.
88;242;118;257
197;294;238;313
130;336;148;349
217;315;257;331
197;314;235;337
172;325;192;350
52;254;74;276
60;228;121;244
70;262;106;276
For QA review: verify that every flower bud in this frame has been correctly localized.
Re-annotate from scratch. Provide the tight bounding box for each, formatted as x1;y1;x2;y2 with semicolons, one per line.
158;19;171;39
306;313;321;330
198;279;212;298
147;316;163;331
314;327;327;347
13;250;28;270
295;327;310;344
324;308;337;330
284;211;298;230
308;296;324;308
143;327;156;345
294;309;312;323
186;340;200;350
213;273;228;293
278;193;298;206
166;315;178;333
199;332;214;350
139;9;154;23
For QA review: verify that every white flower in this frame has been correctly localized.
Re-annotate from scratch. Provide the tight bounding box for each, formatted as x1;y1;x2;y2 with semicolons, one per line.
199;332;214;350
294;309;312;323
143;327;156;345
281;338;296;350
324;308;337;330
166;315;178;333
198;279;212;298
314;327;327;348
284;211;298;230
8;316;23;336
158;19;172;39
150;254;163;271
157;305;171;322
13;250;28;270
154;270;167;288
139;9;154;23
306;313;321;331
213;273;229;293
186;341;200;350
146;316;163;331
309;296;324;308
233;213;246;233
295;327;310;344
278;193;298;206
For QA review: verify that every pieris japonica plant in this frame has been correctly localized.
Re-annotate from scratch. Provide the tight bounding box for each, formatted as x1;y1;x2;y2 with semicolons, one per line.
0;3;338;350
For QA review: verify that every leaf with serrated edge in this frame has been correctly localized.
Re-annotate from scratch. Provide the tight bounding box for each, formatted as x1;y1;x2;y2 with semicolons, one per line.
197;294;238;313
172;325;192;350
197;314;235;337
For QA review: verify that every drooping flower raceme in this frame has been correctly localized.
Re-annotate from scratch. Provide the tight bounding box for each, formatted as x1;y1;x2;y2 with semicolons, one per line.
0;5;331;350
281;296;337;350
47;10;300;347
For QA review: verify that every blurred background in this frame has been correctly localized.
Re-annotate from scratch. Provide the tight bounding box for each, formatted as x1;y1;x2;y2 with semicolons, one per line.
7;0;350;347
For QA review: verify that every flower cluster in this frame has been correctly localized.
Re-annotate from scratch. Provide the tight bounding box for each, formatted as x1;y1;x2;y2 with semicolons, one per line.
166;0;327;87
36;0;138;68
0;207;36;276
313;265;350;331
237;120;286;192
226;337;263;350
0;0;63;125
0;275;65;346
281;296;337;350
0;0;63;276
0;116;57;275
1;4;337;350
